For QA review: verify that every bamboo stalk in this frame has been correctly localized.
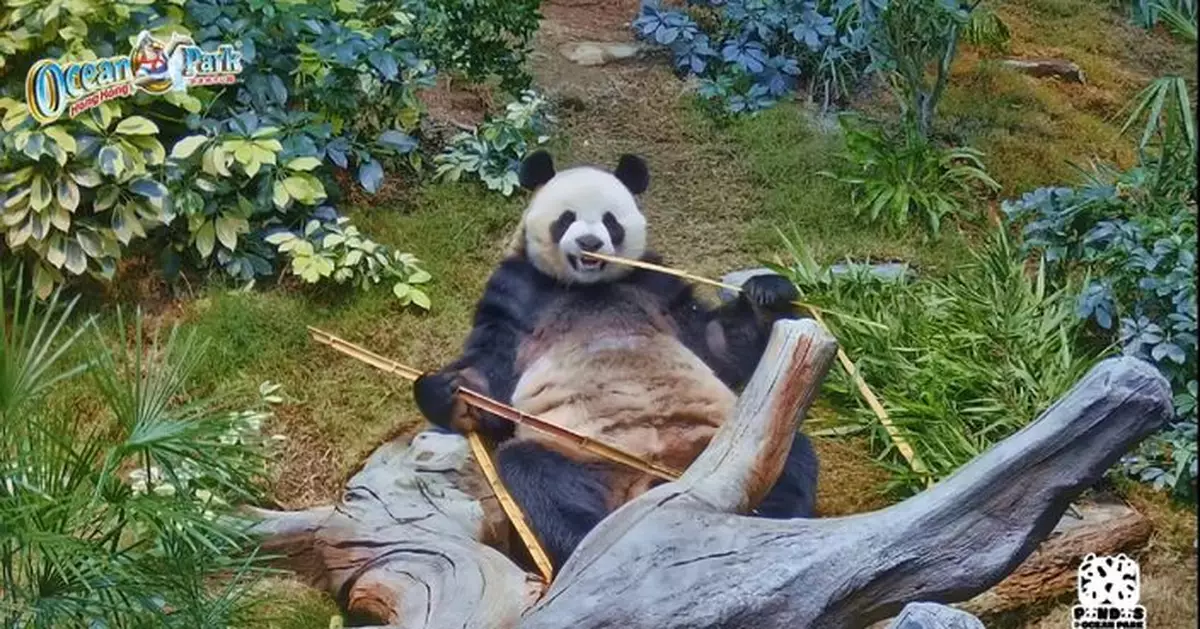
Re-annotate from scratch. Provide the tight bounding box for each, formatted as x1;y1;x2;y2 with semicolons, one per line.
580;251;932;484
307;326;680;482
465;431;556;583
306;327;557;582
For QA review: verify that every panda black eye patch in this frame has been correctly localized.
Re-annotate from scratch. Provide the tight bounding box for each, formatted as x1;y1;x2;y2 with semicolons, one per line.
550;211;576;243
602;212;625;247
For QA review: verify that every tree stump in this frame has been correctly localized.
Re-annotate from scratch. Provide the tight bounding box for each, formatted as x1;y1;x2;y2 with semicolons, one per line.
248;319;1173;629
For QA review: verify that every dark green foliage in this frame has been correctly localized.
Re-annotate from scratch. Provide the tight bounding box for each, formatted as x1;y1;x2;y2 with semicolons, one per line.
633;0;880;114
864;0;976;138
1001;71;1197;499
412;0;543;92
0;0;545;302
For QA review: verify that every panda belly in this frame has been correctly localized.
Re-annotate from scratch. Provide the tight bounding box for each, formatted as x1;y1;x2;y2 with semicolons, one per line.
510;322;736;474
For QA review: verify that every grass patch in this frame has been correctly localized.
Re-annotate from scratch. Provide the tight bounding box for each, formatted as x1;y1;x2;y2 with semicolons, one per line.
716;102;978;274
73;181;525;508
939;0;1196;196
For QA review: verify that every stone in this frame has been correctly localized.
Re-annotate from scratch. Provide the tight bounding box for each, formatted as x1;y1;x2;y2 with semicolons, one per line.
558;41;645;67
1000;58;1086;84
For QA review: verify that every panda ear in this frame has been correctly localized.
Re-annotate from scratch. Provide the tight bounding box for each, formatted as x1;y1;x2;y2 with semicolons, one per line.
519;150;556;191
614;154;649;195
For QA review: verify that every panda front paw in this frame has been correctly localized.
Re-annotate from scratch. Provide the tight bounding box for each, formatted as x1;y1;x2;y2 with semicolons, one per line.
741;274;799;312
414;371;478;434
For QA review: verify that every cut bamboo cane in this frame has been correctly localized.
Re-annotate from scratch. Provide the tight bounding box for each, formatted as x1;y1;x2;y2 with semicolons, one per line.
306;326;556;583
581;251;932;484
466;431;556;583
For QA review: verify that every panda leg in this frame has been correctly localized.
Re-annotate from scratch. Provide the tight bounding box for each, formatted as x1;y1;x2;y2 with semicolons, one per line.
495;440;614;570
755;431;819;519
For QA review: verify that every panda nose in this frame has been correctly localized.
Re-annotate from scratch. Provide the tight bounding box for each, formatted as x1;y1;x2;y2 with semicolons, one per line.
575;235;604;252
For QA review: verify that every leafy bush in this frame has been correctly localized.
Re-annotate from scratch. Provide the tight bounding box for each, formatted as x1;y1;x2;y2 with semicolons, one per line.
0;272;279;627
0;0;545;302
820;114;1000;237
433;89;553;196
1001;71;1197;499
864;0;978;138
632;0;881;113
408;0;543;92
773;228;1098;495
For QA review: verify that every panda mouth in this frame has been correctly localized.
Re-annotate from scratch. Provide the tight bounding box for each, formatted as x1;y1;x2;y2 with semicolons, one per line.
568;254;606;272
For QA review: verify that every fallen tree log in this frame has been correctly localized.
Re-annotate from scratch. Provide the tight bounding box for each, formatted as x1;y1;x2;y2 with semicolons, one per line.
248;319;1172;629
959;498;1153;617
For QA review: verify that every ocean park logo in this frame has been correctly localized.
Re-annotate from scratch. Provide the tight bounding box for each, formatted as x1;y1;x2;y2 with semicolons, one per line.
25;30;243;124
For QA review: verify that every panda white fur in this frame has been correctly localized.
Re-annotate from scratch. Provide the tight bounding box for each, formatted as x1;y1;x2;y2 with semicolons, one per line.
414;150;818;571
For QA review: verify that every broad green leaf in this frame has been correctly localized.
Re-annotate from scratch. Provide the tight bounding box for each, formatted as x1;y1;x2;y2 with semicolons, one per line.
50;206;70;231
272;181;291;209
115;115;158;135
30;175;52;211
63;239;87;274
46;235;67;268
283;177;315;204
264;231;296;245
69;167;101;188
215;215;240;250
43;126;77;153
195;221;215;258
170;134;209;160
409;288;431;309
408;269;432;284
98;145;125;177
32;263;55;299
392;282;411;300
323;233;346;248
0;166;34;189
6;219;32;248
286;156;323;171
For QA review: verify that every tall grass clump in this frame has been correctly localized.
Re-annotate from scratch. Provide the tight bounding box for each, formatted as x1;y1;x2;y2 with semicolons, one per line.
0;269;279;627
774;229;1102;494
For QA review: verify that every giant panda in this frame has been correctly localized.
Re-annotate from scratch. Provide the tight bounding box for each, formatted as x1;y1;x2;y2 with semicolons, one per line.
413;150;818;571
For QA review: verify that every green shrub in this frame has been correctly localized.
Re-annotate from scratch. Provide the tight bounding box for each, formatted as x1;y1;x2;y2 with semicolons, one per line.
1001;66;1197;500
820;114;1000;237
433;89;553;196
0;0;546;302
0;271;279;627
774;229;1099;495
864;0;977;138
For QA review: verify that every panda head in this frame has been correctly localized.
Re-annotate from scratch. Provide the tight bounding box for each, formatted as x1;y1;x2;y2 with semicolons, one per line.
512;150;650;285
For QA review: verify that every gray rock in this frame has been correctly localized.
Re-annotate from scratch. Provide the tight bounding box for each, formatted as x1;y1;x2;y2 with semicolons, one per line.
558;41;645;67
886;603;987;629
1000;58;1086;84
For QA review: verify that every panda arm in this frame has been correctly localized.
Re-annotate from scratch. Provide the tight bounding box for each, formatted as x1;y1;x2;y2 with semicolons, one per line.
633;255;801;392
414;258;542;441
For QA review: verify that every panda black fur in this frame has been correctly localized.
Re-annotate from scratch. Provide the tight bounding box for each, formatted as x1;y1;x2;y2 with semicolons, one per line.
414;150;818;571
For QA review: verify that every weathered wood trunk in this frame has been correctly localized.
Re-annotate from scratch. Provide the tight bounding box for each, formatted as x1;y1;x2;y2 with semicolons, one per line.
248;319;1173;629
